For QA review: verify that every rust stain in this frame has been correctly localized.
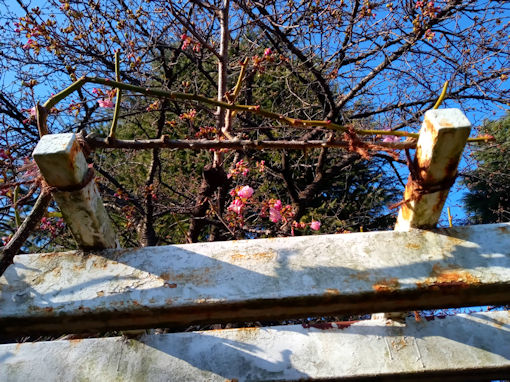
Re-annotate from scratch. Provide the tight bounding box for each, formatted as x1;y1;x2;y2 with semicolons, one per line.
498;226;510;234
236;327;259;332
324;288;340;295
15;343;22;352
230;251;276;261
406;242;421;250
96;291;104;297
350;271;370;281
92;257;109;269
373;278;400;293
43;307;53;313
40;252;61;259
438;119;453;127
417;264;480;289
69;339;84;345
210;326;260;333
160;272;170;281
391;338;408;350
73;263;86;271
68;139;81;166
132;300;140;306
164;282;177;288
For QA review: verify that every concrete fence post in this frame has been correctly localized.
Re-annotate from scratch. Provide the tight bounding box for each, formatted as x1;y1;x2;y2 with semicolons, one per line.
374;108;471;321
395;108;471;231
32;133;116;249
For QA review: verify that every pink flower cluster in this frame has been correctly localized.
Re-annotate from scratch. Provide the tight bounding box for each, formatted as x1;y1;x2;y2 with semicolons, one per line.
2;235;11;246
180;33;201;52
292;220;321;234
40;217;65;237
261;199;294;224
93;88;116;108
98;98;114;108
383;135;400;143
225;184;320;233
269;199;282;222
228;159;249;179
0;149;9;160
310;221;321;231
22;38;37;50
179;109;197;121
382;127;401;143
227;185;254;215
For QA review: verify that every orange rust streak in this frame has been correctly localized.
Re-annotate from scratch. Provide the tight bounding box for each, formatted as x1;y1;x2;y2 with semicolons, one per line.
417;264;480;289
372;278;400;292
230;252;275;261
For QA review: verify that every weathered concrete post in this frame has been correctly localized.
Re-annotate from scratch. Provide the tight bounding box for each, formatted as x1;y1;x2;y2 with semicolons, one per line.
32;133;116;249
395;108;471;231
374;108;471;321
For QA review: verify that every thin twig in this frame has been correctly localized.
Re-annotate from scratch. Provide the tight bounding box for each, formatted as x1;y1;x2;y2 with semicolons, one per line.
108;50;122;139
0;188;53;277
433;81;449;109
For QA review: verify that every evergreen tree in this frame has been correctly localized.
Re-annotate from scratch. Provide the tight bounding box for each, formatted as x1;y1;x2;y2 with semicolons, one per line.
463;114;510;224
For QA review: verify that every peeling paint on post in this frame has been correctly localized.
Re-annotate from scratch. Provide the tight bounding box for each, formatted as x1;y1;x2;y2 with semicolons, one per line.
32;133;116;249
395;109;471;231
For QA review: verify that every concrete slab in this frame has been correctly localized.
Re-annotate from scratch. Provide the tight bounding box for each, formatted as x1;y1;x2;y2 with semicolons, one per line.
1;223;510;335
1;311;509;381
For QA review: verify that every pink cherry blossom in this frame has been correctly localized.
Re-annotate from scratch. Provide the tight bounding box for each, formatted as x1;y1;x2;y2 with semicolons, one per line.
383;135;401;143
310;221;321;231
237;185;254;199
22;38;35;50
228;198;244;214
273;199;282;211
269;207;282;223
29;107;36;116
98;98;114;108
264;48;272;56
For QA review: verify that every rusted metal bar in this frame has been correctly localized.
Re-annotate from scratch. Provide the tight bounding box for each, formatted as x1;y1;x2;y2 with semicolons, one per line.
395;108;471;231
1;223;509;335
1;311;510;381
32;133;116;249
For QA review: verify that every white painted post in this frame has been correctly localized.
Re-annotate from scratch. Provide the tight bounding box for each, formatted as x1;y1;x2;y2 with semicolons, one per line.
375;108;471;321
395;108;471;230
32;133;116;249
